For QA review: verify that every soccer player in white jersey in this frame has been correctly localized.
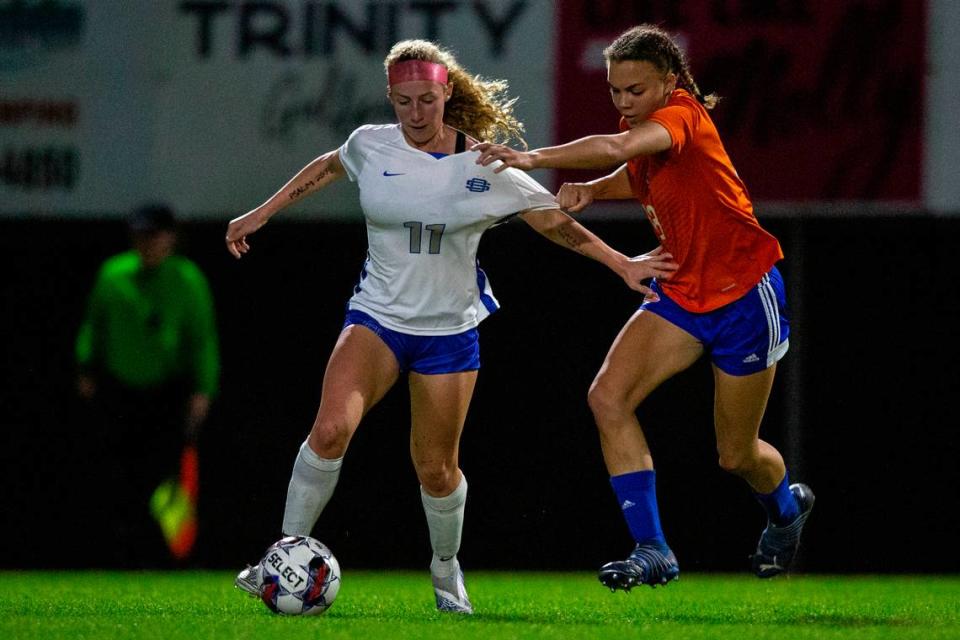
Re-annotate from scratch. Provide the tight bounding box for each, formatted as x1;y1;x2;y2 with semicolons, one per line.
225;39;678;614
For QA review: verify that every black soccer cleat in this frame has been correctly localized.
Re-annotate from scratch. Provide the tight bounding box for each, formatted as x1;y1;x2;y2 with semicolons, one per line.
598;542;680;592
751;483;815;578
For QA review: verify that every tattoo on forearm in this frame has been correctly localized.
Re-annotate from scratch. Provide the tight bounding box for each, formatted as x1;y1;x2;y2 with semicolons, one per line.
288;167;334;201
289;180;314;200
558;225;585;253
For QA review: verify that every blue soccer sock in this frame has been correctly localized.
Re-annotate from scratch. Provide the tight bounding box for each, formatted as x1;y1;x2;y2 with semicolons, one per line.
754;472;799;526
610;470;667;547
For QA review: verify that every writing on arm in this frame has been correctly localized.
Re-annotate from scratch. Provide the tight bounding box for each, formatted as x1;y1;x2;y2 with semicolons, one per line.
284;151;345;204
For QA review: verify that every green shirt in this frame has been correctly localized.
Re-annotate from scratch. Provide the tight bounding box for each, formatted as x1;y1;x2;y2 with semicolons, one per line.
75;250;220;395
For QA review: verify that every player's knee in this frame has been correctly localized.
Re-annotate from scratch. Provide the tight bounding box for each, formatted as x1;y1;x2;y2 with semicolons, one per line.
308;416;351;458
587;379;635;427
415;460;458;495
717;448;756;476
587;380;614;420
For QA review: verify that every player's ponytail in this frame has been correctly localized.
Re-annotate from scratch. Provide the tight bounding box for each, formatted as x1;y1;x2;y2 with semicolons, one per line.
603;25;718;110
384;40;527;147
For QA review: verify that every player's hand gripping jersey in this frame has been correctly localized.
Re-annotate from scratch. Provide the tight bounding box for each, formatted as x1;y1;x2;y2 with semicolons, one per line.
623;90;783;313
339;124;556;335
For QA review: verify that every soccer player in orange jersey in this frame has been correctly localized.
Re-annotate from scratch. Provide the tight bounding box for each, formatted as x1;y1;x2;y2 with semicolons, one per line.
474;24;814;589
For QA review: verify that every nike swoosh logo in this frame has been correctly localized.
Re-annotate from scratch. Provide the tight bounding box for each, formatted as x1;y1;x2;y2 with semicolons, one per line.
383;171;405;176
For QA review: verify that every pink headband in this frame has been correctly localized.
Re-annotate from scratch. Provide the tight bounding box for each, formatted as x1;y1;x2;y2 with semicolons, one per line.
387;60;449;86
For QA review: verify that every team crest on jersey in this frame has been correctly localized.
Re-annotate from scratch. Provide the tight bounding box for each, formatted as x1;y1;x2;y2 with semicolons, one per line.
465;177;491;193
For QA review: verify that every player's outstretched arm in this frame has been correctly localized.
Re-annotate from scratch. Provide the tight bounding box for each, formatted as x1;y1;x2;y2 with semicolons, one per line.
519;209;677;296
473;121;672;173
225;149;346;259
557;165;634;213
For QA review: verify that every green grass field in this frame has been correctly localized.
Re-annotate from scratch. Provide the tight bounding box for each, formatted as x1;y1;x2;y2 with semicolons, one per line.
2;571;958;640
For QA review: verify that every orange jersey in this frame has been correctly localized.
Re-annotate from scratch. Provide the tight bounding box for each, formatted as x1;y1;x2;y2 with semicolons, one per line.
622;89;783;313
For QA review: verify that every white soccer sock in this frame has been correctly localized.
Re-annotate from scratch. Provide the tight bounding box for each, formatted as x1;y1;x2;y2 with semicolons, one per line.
281;440;343;536
421;473;467;577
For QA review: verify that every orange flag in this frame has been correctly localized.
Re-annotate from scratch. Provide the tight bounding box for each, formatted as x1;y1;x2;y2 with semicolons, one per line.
150;445;199;560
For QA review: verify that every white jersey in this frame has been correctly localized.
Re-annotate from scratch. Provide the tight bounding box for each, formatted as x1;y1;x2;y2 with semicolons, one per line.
338;124;557;336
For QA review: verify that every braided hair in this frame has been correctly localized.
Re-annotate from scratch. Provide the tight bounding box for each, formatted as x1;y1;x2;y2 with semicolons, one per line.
603;25;718;109
384;40;527;146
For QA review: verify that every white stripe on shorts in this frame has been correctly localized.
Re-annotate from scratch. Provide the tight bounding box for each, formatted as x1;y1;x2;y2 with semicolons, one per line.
757;274;786;368
757;274;779;358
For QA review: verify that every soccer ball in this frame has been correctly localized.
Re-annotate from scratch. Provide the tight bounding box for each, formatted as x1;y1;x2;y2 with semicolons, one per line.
258;535;341;615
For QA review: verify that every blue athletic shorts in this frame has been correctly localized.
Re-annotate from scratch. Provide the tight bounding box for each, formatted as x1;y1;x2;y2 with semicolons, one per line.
343;310;480;375
641;266;790;376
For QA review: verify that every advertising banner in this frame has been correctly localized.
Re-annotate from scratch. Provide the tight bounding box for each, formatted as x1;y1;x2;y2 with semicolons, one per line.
1;1;555;219
553;0;924;203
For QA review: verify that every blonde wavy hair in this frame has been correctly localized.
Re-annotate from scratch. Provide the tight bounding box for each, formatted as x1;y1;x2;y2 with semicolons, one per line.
384;39;527;147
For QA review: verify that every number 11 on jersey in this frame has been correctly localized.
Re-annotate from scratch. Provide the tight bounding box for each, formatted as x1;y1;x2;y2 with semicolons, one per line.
403;221;446;254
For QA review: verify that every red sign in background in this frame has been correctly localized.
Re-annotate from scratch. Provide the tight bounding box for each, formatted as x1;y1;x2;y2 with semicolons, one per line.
553;0;924;202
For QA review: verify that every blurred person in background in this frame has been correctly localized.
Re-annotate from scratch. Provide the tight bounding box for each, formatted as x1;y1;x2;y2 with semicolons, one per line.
474;24;813;590
75;204;219;567
225;39;676;613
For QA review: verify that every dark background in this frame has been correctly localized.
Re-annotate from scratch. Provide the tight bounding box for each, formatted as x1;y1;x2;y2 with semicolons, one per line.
3;212;958;573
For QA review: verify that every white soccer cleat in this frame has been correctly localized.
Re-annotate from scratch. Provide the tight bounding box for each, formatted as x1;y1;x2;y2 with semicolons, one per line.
431;556;473;614
235;563;263;596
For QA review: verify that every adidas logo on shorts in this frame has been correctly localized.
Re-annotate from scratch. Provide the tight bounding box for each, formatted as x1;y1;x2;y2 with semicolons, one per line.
742;353;760;363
